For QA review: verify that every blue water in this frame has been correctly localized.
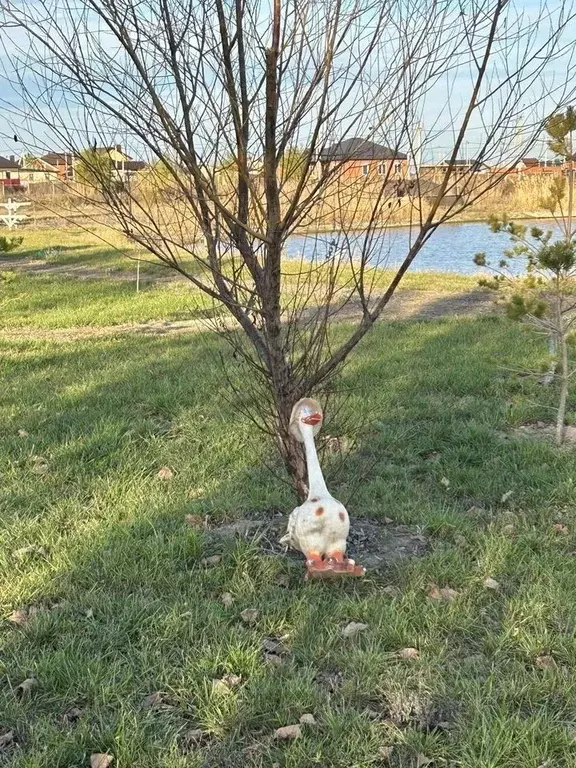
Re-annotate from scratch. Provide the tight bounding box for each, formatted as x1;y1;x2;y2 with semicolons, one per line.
285;219;561;276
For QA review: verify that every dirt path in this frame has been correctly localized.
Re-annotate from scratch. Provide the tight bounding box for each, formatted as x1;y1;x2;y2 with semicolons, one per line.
0;289;498;342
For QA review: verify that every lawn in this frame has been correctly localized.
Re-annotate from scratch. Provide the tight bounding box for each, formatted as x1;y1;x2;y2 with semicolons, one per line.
1;227;480;331
2;307;576;767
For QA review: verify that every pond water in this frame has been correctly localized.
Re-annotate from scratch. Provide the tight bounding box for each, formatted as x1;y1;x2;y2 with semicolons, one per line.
286;219;561;276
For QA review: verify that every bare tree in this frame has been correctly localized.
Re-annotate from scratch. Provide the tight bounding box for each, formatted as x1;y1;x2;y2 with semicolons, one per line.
1;0;575;497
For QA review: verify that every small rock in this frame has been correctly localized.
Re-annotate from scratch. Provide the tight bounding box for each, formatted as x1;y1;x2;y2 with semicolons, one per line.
85;608;94;619
384;517;393;524
240;608;259;624
0;730;14;749
417;755;433;767
16;677;37;696
90;755;114;768
275;573;290;588
382;585;400;597
484;577;500;590
274;724;302;740
341;622;369;638
397;647;420;660
440;477;450;488
299;713;316;725
264;652;284;667
157;467;174;480
221;592;234;608
378;746;393;761
535;655;557;671
17;429;29;438
201;555;222;567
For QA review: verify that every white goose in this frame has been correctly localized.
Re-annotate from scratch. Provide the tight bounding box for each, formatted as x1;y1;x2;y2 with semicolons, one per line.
280;398;366;579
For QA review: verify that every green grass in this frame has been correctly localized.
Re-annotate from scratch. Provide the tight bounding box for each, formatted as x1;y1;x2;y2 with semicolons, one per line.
3;226;163;274
0;275;214;329
2;315;576;767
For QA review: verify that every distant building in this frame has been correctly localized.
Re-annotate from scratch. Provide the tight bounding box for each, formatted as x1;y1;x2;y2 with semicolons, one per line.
317;138;408;179
35;145;147;182
0;155;23;191
516;157;565;175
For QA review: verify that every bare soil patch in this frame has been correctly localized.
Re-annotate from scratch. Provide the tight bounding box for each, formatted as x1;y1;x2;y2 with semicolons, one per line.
512;421;576;444
208;513;428;571
0;289;499;343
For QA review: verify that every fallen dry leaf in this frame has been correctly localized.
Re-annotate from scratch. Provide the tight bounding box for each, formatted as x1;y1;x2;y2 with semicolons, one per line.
16;677;37;696
157;466;174;480
501;490;514;504
341;621;369;638
553;523;569;535
397;647;420;661
185;514;205;528
221;592;235;608
8;608;28;626
0;730;14;749
212;678;231;695
221;674;242;688
17;429;29;438
62;706;84;724
502;524;515;535
201;555;221;567
262;637;290;656
440;587;460;602
535;655;557;671
90;754;114;768
484;577;500;590
142;691;166;710
416;754;433;767
378;745;393;761
428;586;442;601
240;608;259;624
299;713;316;725
14;545;47;561
274;724;302;740
180;728;209;752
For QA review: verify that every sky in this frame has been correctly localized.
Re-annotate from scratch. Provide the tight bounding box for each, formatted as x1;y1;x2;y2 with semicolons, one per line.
0;0;574;164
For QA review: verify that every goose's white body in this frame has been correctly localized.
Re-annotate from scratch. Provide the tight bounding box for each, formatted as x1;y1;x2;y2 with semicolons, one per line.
281;422;350;559
282;401;350;559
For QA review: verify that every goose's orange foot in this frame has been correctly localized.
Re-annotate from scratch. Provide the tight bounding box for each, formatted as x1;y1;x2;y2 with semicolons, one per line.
305;552;366;580
327;551;367;578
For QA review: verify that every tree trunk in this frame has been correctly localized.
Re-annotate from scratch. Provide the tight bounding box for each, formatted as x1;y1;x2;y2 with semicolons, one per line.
275;392;308;501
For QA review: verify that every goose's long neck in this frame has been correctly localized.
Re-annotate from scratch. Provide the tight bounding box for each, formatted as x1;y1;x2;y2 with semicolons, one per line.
301;425;329;498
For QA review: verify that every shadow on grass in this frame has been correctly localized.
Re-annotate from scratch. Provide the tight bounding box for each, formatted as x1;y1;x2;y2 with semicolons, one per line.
1;318;576;766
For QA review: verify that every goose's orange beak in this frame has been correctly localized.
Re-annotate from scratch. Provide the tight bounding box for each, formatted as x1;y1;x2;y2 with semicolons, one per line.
302;412;322;426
